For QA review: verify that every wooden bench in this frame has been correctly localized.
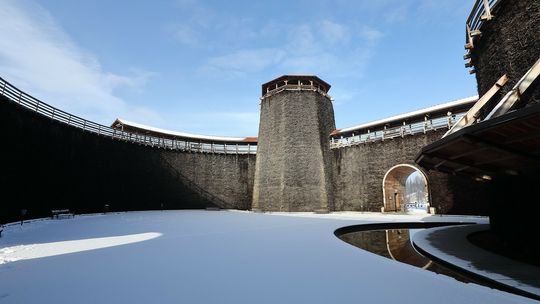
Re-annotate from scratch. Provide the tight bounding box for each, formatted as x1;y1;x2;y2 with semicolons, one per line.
51;209;74;219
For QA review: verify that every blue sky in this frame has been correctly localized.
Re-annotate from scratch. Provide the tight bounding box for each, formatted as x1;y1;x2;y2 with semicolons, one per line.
0;0;478;136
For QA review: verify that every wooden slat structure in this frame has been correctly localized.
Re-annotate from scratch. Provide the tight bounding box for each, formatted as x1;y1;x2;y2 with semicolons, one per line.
443;75;508;137
416;103;540;179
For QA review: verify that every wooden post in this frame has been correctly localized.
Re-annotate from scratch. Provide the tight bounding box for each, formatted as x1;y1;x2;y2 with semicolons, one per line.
481;0;492;20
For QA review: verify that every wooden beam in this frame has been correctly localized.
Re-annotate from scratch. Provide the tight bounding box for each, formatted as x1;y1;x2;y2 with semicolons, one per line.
448;146;489;160
482;0;492;19
486;57;540;119
463;134;540;163
444;74;508;137
473;154;516;166
504;130;540;144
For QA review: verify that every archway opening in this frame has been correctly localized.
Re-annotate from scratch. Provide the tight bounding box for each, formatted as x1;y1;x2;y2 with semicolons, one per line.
383;164;429;214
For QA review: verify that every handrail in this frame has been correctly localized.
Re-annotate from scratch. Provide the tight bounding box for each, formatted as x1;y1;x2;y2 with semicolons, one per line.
465;0;503;50
444;75;508;137
466;0;501;34
447;56;540;137
0;76;257;154
464;0;503;73
261;83;332;100
330;112;467;149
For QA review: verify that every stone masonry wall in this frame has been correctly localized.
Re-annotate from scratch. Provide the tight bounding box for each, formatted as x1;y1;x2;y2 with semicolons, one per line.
332;129;490;214
1;79;491;221
162;152;255;210
253;90;336;211
0;96;254;223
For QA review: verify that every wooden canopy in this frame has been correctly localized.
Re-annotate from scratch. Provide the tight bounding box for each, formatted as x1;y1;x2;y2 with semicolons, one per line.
416;103;540;179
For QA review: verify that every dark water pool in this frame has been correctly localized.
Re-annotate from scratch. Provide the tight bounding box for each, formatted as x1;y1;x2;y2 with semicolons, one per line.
334;222;534;299
338;226;475;283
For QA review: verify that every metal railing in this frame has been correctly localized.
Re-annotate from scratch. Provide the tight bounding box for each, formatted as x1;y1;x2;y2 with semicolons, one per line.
0;77;257;154
330;112;465;149
464;0;503;73
466;0;501;33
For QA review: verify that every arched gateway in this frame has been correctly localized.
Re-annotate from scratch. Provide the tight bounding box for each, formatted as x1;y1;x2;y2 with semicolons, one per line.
382;164;430;214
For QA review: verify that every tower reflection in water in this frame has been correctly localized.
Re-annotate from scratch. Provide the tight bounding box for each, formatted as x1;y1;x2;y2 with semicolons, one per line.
339;229;472;282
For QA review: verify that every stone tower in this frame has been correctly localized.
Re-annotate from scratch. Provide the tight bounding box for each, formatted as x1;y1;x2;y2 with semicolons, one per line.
252;75;336;212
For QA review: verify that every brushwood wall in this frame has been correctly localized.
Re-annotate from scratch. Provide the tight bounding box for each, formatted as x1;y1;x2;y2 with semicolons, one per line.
0;96;255;224
469;0;540;253
332;130;490;214
471;0;540;106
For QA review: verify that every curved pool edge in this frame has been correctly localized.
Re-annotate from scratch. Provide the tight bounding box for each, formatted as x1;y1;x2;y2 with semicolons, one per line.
412;224;540;301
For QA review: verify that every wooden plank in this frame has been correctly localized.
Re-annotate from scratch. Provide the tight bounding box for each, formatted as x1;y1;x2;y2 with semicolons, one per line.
486;57;540;119
444;74;508;137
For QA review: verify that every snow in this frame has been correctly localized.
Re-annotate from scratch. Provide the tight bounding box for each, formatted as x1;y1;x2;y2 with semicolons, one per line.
335;96;477;134
0;211;535;303
0;232;161;264
412;224;540;298
113;118;253;142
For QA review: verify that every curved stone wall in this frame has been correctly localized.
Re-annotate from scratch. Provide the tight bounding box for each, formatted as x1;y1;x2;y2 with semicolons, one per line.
0;96;255;224
0;73;492;223
332;130;490;214
471;0;540;105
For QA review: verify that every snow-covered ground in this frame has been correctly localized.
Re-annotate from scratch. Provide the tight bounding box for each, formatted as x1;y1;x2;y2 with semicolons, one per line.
413;224;540;297
0;211;534;303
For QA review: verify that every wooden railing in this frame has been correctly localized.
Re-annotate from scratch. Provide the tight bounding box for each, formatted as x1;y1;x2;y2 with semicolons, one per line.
262;83;331;100
466;0;501;33
0;77;257;154
330;112;465;149
448;56;540;137
464;0;503;73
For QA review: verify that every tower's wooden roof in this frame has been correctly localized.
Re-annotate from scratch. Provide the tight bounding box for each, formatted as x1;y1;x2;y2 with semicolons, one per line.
261;75;331;96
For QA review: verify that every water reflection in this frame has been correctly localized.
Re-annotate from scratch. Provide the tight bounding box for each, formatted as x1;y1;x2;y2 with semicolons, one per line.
339;228;473;283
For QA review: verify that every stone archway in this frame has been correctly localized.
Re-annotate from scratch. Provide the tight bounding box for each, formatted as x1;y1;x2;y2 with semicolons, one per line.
382;164;430;213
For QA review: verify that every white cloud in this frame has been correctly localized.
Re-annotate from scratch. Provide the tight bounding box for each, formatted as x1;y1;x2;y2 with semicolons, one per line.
201;48;286;77
320;20;350;45
358;26;384;45
384;4;410;24
198;21;383;79
172;24;201;47
0;0;160;126
165;111;260;136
